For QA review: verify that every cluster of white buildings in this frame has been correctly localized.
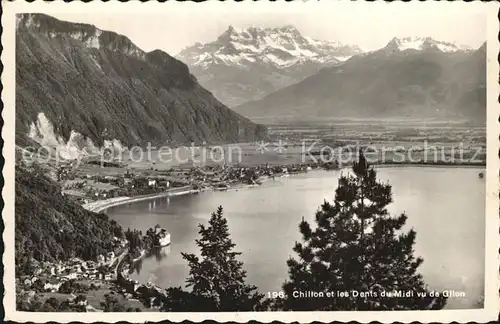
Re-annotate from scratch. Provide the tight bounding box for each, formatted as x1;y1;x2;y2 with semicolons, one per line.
22;250;123;293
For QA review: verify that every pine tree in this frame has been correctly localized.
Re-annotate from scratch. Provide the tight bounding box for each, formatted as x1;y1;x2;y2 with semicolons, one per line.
282;150;447;311
168;206;268;311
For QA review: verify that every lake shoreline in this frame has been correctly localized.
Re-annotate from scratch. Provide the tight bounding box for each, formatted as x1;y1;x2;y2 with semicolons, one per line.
373;163;485;169
83;187;199;213
84;163;484;214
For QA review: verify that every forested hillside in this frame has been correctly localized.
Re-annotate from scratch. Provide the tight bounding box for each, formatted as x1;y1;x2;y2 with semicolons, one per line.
15;166;124;275
16;13;266;150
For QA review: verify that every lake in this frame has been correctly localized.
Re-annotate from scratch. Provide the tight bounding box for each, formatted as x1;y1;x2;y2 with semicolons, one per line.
106;166;485;309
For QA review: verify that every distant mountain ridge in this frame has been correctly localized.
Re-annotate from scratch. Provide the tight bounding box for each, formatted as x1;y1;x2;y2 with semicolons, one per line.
234;39;486;123
385;37;472;53
176;25;363;107
16;14;266;157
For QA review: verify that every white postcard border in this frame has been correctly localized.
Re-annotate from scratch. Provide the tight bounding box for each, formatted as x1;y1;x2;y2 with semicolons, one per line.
2;1;499;323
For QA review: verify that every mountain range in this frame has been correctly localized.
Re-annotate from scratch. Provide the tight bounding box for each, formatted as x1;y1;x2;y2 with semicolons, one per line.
16;14;266;157
384;36;472;53
176;25;363;107
233;37;485;123
16;13;485;154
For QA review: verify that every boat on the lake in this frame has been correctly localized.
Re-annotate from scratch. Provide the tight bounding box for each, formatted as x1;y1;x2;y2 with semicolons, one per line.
214;183;230;191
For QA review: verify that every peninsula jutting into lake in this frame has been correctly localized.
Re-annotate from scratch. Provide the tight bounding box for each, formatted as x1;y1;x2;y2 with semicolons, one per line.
11;5;490;317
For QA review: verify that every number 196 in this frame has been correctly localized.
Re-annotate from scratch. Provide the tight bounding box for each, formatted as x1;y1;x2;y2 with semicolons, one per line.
267;291;285;298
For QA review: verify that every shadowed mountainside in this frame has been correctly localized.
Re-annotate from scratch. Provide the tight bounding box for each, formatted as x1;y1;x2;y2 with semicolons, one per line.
15;166;124;276
16;14;266;149
235;41;486;124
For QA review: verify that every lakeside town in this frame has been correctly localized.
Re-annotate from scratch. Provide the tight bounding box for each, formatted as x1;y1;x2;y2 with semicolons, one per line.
28;132;487;207
16;210;175;312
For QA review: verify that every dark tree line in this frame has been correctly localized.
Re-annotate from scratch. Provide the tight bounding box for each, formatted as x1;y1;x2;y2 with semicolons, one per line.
125;228;144;258
17;295;87;312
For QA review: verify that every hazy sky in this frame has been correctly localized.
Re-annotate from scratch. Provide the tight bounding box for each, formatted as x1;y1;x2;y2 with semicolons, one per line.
48;1;487;55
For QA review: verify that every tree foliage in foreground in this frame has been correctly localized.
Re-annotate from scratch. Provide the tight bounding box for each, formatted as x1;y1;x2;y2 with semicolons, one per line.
162;206;269;311
16;294;86;312
282;151;447;310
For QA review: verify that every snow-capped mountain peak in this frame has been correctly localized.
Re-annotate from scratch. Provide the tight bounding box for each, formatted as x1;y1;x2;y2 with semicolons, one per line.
178;25;363;69
386;37;472;53
175;25;364;107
